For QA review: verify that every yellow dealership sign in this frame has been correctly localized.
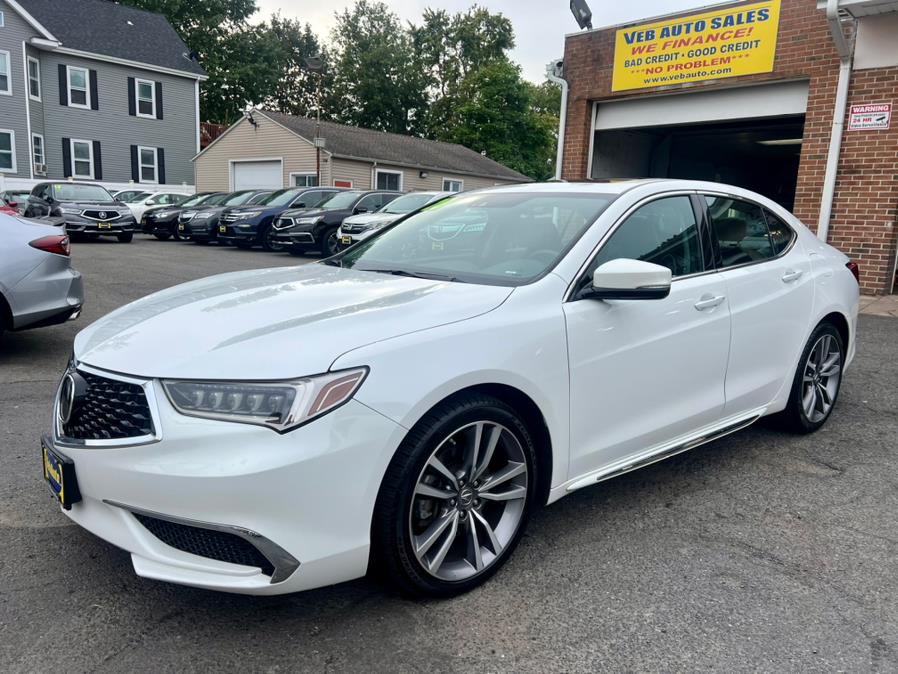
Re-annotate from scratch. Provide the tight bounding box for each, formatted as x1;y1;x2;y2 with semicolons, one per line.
611;0;781;92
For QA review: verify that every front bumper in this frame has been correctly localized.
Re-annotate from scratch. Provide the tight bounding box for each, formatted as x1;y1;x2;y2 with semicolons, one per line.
44;379;405;595
12;261;84;330
142;215;178;234
337;228;377;248
218;222;261;244
183;219;220;240
65;217;136;235
271;228;316;248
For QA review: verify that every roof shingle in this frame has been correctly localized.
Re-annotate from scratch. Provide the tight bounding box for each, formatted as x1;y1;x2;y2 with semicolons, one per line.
17;0;205;77
261;110;530;183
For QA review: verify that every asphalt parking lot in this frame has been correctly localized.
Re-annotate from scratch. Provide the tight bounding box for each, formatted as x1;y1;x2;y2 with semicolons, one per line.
2;236;897;672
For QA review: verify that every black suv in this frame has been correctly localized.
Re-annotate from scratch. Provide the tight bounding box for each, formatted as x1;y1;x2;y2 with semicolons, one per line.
218;187;345;251
141;191;223;240
25;182;137;242
182;190;272;244
272;190;402;256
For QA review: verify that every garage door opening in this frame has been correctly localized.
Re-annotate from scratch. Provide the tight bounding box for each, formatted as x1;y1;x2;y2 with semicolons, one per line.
231;160;283;191
591;116;805;209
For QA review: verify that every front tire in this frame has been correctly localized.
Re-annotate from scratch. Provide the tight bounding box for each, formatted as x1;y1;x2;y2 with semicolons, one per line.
372;394;537;597
117;232;133;243
780;322;844;433
261;225;282;252
320;227;339;257
154;232;171;241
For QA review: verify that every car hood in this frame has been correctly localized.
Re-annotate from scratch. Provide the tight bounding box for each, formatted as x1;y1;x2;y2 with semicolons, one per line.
343;213;401;226
61;201;122;209
74;264;513;379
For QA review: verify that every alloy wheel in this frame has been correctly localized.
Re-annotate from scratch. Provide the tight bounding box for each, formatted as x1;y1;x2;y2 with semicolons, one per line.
326;231;339;257
409;421;528;582
263;227;283;252
801;333;842;423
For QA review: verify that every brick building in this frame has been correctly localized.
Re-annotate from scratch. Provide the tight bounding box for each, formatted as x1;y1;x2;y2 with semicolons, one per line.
559;0;897;294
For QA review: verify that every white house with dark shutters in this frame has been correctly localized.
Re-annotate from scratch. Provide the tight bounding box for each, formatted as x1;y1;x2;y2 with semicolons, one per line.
0;0;204;188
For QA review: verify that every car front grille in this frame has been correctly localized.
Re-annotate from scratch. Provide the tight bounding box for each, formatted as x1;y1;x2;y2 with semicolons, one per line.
133;514;275;576
273;217;293;230
61;371;154;440
341;223;368;233
179;212;195;223
82;210;122;221
221;213;240;223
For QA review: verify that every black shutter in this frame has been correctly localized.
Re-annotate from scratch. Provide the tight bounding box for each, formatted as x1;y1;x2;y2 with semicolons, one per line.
130;145;139;182
157;148;166;184
155;81;163;120
92;141;102;180
89;70;99;110
58;64;68;106
62;139;71;177
127;77;136;116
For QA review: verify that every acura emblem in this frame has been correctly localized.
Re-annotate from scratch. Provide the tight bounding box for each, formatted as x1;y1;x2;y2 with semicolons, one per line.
98;211;107;219
57;373;76;425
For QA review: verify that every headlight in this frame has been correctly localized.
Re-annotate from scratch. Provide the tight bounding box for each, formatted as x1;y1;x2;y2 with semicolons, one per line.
236;210;263;219
295;216;321;225
162;368;368;432
369;221;392;231
59;207;82;215
154;210;175;218
194;210;216;219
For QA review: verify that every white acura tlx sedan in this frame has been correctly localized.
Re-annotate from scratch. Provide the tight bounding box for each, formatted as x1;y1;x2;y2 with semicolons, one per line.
42;180;859;597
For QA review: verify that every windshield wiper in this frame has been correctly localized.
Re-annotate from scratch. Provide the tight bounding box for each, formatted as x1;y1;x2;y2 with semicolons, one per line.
321;258;342;267
357;267;462;282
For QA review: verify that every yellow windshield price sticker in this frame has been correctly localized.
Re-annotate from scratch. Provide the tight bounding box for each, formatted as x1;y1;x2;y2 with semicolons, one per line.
612;0;781;92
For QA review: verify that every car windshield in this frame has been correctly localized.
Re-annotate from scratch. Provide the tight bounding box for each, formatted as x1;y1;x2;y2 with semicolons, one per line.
222;191;259;206
381;193;440;214
319;191;363;210
337;192;616;286
51;184;115;203
198;193;230;206
122;192;152;203
258;189;303;207
248;191;272;204
178;193;211;208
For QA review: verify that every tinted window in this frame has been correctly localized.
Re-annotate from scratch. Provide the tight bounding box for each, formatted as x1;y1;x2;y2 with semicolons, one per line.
356;194;384;212
321;191;364;210
382;193;438;214
763;209;795;255
706;196;773;267
51;184;115;203
588;196;703;280
300;191;334;208
339;192;615;286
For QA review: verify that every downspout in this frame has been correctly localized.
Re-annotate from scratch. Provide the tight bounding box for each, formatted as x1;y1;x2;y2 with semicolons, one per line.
817;0;855;242
546;60;569;180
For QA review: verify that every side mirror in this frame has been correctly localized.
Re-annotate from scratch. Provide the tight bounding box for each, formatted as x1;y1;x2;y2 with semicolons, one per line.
583;258;671;300
354;206;369;214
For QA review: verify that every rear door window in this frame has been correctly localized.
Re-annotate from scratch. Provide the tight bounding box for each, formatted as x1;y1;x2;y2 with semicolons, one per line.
705;196;774;268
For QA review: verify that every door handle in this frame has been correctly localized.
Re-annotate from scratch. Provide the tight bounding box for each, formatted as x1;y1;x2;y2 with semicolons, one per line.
781;269;803;283
694;294;725;311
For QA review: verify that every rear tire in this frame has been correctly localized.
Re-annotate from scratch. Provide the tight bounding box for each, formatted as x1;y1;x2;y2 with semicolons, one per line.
117;232;133;243
372;394;538;598
778;322;844;433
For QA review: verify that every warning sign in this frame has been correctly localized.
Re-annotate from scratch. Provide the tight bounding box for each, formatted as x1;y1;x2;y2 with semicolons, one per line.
848;103;891;131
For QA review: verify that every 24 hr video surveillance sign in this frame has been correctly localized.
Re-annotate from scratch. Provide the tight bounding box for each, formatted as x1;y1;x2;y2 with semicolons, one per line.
612;0;781;92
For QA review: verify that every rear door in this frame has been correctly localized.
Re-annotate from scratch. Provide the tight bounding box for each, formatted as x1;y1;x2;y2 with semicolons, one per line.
702;195;813;415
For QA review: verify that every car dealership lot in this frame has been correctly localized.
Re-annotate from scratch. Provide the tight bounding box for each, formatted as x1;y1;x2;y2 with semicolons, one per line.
2;237;897;672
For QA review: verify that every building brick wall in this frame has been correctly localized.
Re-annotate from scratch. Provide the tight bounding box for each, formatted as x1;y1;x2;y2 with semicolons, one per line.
562;0;897;294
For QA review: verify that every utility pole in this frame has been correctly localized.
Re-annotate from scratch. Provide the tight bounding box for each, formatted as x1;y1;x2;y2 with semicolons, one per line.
303;56;326;186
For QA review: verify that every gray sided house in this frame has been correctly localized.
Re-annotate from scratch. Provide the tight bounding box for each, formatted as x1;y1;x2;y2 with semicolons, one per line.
0;0;204;187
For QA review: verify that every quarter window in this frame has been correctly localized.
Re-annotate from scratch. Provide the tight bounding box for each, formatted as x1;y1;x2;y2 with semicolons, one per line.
70;140;93;178
588;196;704;280
763;209;796;255
138;146;158;182
0;50;10;95
28;57;40;100
0;130;15;172
67;67;89;107
136;79;155;117
705;197;774;267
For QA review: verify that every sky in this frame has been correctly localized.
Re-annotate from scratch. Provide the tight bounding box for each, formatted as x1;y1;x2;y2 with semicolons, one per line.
254;0;719;83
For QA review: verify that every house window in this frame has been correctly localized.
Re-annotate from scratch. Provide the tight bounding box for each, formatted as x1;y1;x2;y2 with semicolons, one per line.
70;139;93;178
32;134;44;167
67;66;89;108
138;146;158;183
0;129;15;172
27;57;40;100
442;178;463;192
375;169;402;191
291;173;319;187
136;78;156;117
0;11;5;27
0;51;11;95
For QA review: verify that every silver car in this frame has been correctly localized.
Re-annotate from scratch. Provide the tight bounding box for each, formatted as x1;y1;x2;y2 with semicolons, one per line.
337;191;454;249
0;214;84;337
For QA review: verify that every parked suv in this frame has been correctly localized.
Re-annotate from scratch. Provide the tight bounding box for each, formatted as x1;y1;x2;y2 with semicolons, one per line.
142;192;224;240
218;187;344;251
176;193;232;240
24;182;137;242
274;190;402;256
182;190;272;244
337;191;453;250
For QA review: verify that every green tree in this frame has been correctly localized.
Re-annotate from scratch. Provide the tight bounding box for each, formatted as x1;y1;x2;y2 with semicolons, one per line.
330;1;428;134
442;60;557;180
